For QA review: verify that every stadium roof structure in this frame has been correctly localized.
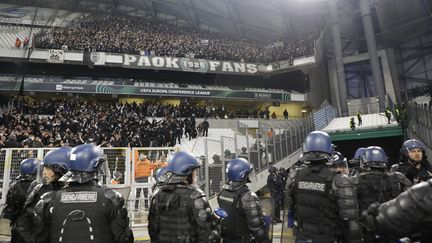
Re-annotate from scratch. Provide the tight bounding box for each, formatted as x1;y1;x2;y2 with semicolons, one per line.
4;0;432;43
336;0;432;53
5;0;329;40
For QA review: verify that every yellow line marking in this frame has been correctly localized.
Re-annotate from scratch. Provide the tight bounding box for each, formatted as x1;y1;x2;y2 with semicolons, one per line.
135;237;150;240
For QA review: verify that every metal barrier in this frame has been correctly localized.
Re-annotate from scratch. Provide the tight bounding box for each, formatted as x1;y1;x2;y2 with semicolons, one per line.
0;150;7;205
407;102;432;147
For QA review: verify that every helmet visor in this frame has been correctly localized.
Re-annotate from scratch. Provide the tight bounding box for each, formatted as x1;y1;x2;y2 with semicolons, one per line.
248;165;257;183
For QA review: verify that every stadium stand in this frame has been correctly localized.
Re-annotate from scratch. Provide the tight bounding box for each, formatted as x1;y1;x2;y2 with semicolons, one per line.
34;16;317;63
0;96;301;150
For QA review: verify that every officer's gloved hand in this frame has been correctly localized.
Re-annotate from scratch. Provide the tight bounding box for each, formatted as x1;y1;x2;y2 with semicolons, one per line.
287;210;294;228
359;202;380;233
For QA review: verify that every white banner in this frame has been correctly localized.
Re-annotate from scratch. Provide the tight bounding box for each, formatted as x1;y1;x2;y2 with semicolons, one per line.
90;52;106;65
47;49;64;63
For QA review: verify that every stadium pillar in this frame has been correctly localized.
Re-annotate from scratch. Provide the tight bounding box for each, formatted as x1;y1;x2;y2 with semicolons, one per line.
359;0;386;112
329;0;348;116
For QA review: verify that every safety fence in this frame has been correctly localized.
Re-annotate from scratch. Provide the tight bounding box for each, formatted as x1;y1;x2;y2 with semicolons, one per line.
313;105;337;130
0;118;313;227
407;102;432;148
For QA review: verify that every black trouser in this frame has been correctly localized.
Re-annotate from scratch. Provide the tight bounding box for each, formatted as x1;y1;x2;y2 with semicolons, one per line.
271;194;281;220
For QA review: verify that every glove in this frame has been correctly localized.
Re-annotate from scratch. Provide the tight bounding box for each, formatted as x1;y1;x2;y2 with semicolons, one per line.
288;210;294;228
358;202;380;233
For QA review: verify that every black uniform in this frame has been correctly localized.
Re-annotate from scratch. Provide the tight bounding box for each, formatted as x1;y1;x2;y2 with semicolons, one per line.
357;170;408;212
356;170;410;242
13;181;63;243
2;176;33;243
267;171;284;222
217;182;269;243
397;158;432;184
33;181;133;243
286;163;362;243
2;177;33;223
148;182;220;243
202;120;209;137
361;178;432;241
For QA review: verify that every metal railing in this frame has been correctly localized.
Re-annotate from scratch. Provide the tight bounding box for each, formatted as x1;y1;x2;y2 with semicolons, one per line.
407;102;432;147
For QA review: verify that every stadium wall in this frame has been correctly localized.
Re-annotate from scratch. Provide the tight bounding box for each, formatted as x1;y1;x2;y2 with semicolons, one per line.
306;60;331;109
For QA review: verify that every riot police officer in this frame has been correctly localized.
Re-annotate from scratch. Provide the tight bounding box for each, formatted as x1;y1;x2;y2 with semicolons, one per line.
148;151;220;242
34;144;133;243
217;158;269;243
267;165;283;223
285;131;361;243
284;154;307;228
398;139;432;184
356;146;410;242
348;147;366;177
14;147;71;243
330;151;349;175
2;158;40;243
361;178;432;241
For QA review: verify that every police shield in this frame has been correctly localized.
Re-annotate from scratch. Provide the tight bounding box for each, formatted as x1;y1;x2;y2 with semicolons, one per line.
260;197;274;241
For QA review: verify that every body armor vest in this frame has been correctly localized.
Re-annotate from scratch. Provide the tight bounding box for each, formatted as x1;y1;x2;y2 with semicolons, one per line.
357;171;400;212
153;185;196;242
217;186;250;239
4;180;32;222
49;184;114;243
293;166;341;242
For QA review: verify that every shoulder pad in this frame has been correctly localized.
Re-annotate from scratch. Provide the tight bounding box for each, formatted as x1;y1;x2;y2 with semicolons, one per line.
9;181;18;189
394;171;406;178
333;174;354;187
349;175;359;184
34;191;56;214
318;167;336;180
104;188;125;207
297;167;311;177
34;183;43;191
395;171;413;185
40;190;56;202
25;183;43;207
190;187;206;200
240;190;258;202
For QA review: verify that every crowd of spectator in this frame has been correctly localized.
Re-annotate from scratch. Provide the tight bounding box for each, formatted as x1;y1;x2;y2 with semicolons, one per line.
0;97;286;149
35;16;317;63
